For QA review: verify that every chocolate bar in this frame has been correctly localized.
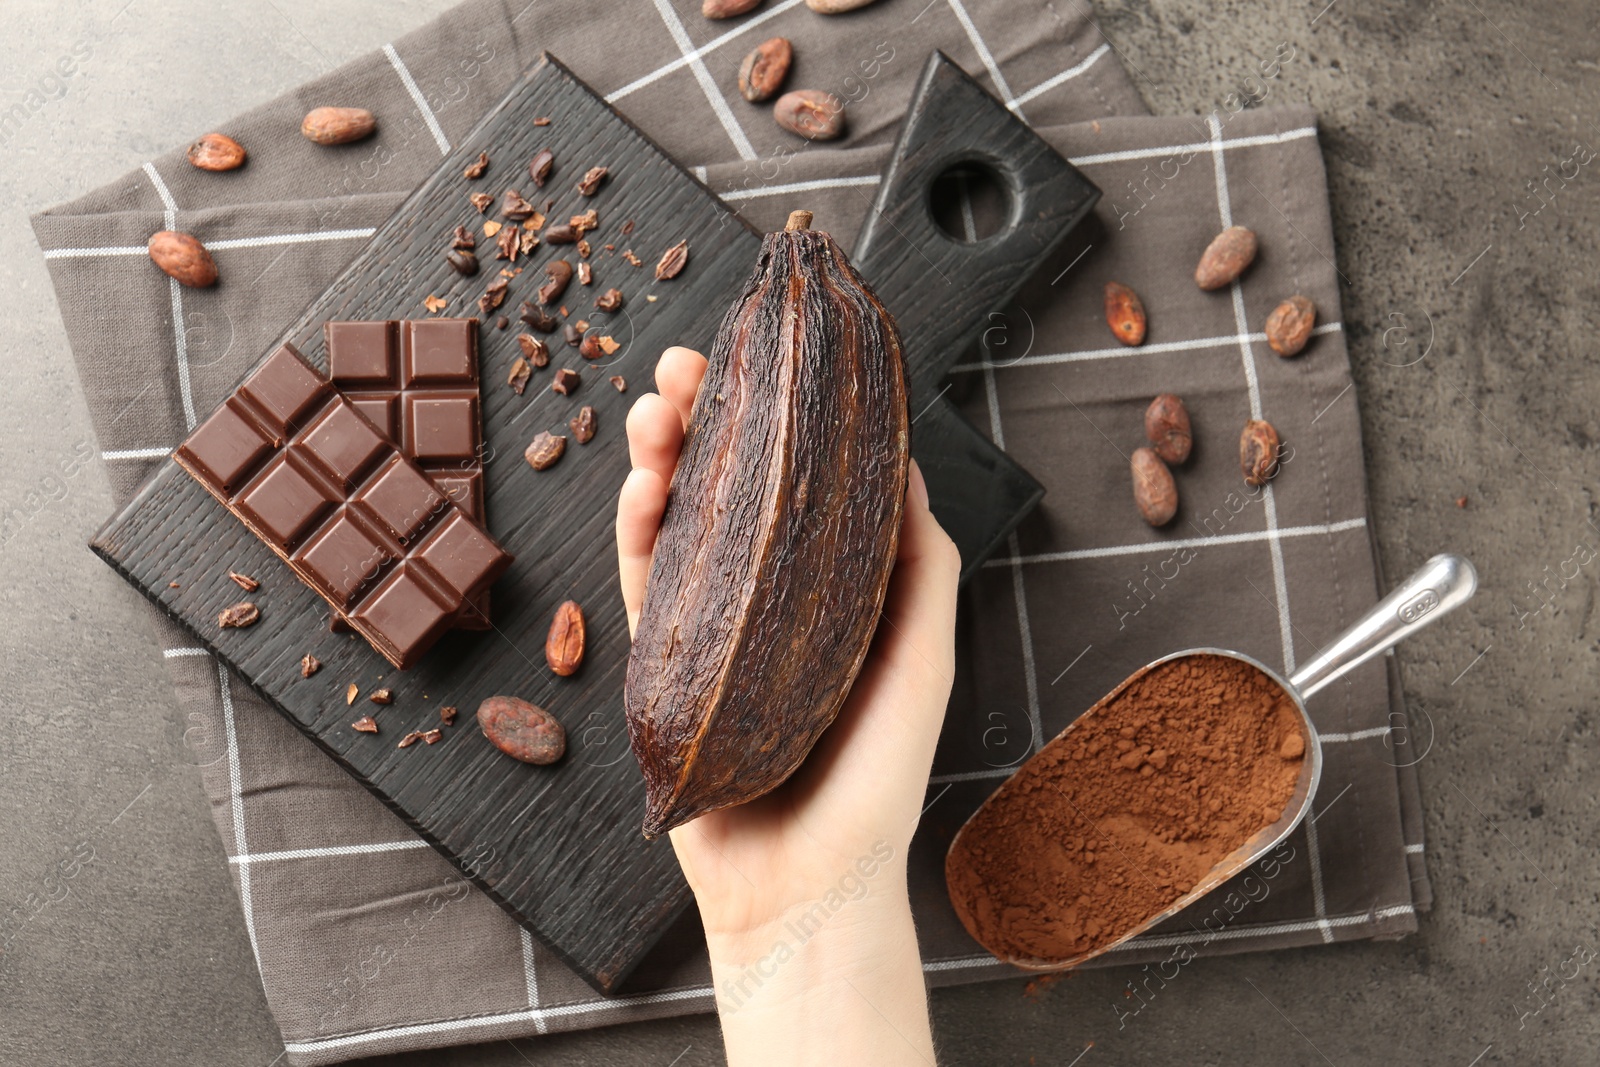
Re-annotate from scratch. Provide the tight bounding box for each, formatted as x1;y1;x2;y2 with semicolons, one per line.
174;343;513;669
326;319;490;630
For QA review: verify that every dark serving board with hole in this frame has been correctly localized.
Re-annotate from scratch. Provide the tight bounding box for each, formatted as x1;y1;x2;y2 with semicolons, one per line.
90;52;1097;993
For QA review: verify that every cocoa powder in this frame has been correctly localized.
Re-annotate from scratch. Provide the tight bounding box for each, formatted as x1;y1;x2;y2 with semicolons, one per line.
945;654;1306;965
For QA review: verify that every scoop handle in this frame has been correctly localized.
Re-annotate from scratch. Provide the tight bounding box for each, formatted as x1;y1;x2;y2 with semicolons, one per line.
1289;553;1478;700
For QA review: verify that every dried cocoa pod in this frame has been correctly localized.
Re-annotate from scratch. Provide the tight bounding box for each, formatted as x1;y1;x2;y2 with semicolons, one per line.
1143;394;1192;465
1103;281;1147;346
625;209;910;838
545;600;585;676
1240;419;1281;486
739;37;793;102
1130;448;1177;526
187;132;246;171
301;107;376;145
1264;295;1317;356
1195;226;1257;290
478;696;565;764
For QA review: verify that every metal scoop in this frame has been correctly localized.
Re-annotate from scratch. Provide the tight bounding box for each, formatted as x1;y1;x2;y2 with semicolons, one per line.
946;552;1478;970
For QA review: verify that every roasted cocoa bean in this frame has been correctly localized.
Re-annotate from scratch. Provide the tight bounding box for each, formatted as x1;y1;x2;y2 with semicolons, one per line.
539;260;574;304
1264;295;1317;357
703;0;759;16
187;132;246;171
1195;226;1258;290
1103;281;1147;346
528;148;554;187
477;695;565;764
148;231;218;288
808;0;879;9
1130;447;1178;526
774;90;845;140
1240;419;1281;486
544;222;578;245
301;107;376;145
739;37;793;102
545;600;586;676
1143;394;1192;465
445;249;479;275
525;431;566;470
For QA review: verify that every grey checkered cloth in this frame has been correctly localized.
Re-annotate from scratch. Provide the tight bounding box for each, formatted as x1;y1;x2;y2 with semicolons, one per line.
31;1;1430;1061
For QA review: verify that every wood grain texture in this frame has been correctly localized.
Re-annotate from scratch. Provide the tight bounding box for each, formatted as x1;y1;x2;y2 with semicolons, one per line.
90;51;1099;993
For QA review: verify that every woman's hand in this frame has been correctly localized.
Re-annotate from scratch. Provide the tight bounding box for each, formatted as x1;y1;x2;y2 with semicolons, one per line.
616;346;959;1064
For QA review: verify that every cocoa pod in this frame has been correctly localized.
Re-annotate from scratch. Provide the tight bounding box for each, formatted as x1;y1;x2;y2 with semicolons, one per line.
1143;394;1191;465
1194;226;1257;290
1264;295;1317;357
625;210;910;838
148;231;219;288
739;37;792;102
774;90;846;140
1240;419;1281;486
478;696;565;764
1103;281;1147;346
702;0;759;16
545;600;586;676
186;132;246;171
301;107;376;145
1130;448;1177;526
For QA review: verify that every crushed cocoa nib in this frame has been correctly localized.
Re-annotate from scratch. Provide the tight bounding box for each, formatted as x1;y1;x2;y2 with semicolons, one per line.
496;314;509;330
451;225;476;250
525;431;566;470
621;219;635;236
528;148;554;187
595;288;624;312
469;191;494;213
479;276;510;314
352;716;379;734
300;654;321;678
538;261;573;305
446;249;478;275
496;224;520;261
533;116;551;126
519;300;558;333
622;249;642;266
552;368;581;395
218;602;260;629
369;688;394;705
508;358;532;395
502;189;536;220
577;262;593;285
570;405;597;444
346;683;360;705
228;569;260;592
564;322;584;348
397;730;425;748
595;335;620;355
610;375;627;392
578;332;604;359
570;209;599;235
463;151;489;179
422;728;444;745
577;166;607;196
518;333;551;366
603;243;615;252
440;706;459;726
655;240;689;280
543;222;577;245
577;239;592;259
519;228;539;255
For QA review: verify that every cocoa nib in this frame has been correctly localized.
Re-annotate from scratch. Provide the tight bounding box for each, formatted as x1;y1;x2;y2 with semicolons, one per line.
450;225;477;250
594;287;624;312
539;261;574;304
502;189;536;220
479;276;509;314
543;222;578;245
654;240;688;279
569;405;596;444
508;358;532;395
300;654;322;678
469;191;494;213
495;224;520;262
577;166;607;196
518;333;551;366
552;368;581;395
519;300;558;333
463;151;489;179
397;731;424;748
564;322;585;348
352;716;379;734
528;148;554;187
577;262;593;285
446;249;479;275
525;431;567;471
610;375;627;392
218;602;259;629
369;688;394;705
228;569;260;592
440;705;459;726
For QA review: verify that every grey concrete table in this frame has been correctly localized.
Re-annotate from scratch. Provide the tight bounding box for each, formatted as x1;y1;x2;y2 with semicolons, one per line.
3;1;1595;1064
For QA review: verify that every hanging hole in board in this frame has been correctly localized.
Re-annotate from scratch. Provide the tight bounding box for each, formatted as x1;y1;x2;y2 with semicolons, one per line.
929;161;1013;243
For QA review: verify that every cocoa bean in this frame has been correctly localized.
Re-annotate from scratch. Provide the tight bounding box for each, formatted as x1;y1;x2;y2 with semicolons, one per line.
807;0;879;9
738;37;792;102
148;231;218;288
1103;281;1147;346
186;132;246;171
774;90;846;140
545;600;586;676
539;260;574;305
1194;226;1257;290
1264;295;1317;357
552;368;581;395
1130;448;1178;526
1143;394;1192;465
655;239;689;280
478;695;565;764
445;249;479;275
544;222;578;245
525;431;566;470
702;0;759;17
1239;419;1281;486
301;107;376;145
528;149;554;187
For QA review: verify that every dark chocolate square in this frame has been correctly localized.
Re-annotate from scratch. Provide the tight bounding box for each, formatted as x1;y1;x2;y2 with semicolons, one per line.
404;319;477;384
235;456;339;548
429;471;482;517
240;344;329;434
356;456;444;543
352;564;455;661
407;396;478;462
175;403;275;494
325;321;397;383
300;399;388;488
416;512;506;599
348;394;399;442
294;510;390;607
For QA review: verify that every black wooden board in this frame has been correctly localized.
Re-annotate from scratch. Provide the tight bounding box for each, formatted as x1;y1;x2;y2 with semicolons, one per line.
91;53;1098;993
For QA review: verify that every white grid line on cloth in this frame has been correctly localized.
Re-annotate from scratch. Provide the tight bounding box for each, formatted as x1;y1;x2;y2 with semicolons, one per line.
983;517;1368;568
606;0;809;102
520;928;547;1034
103;446;174;460
944;0;1017;107
1405;843;1424;854
142;162;197;430
1010;43;1111;110
218;661;265;970
1069;126;1319;168
227;841;429;865
1205;111;1329;940
720;175;882;201
383;44;452;154
952;322;1345;374
43;228;378;259
963;173;1042;755
647;0;757;161
283;985;718;1054
163;647;210;658
921;903;1417;972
